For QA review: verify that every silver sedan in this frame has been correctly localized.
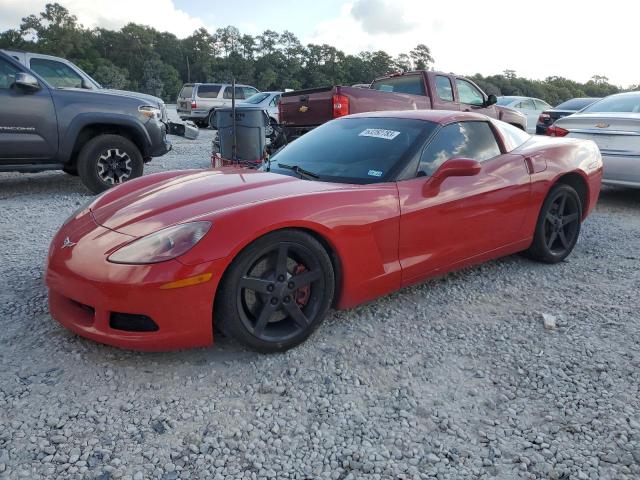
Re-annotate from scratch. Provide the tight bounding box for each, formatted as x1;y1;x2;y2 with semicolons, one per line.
238;91;283;123
550;91;640;188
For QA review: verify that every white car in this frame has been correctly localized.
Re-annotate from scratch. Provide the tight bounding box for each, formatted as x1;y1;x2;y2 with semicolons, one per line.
497;96;552;133
239;91;283;123
549;91;640;188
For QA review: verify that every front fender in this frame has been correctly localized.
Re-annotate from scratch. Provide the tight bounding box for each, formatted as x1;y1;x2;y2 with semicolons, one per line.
59;112;153;160
181;186;403;310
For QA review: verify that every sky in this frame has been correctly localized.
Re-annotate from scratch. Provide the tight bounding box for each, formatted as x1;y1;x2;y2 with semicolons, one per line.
1;0;638;86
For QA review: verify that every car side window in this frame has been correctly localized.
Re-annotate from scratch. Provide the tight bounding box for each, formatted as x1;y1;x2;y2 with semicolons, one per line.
519;99;535;110
223;87;247;99
455;79;484;106
243;87;258;98
418;122;501;176
435;75;454;102
535;99;551;110
269;94;281;107
197;85;221;98
0;58;20;89
30;58;83;88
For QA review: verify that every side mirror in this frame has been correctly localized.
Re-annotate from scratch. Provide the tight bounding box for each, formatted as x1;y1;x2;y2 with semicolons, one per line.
422;158;481;197
13;73;40;91
81;78;93;90
434;158;482;179
485;94;497;106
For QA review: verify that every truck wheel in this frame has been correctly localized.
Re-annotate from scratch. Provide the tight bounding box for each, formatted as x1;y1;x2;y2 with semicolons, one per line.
77;134;143;194
62;165;78;176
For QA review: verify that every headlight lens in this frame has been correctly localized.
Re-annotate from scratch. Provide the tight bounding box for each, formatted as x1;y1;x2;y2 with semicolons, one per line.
107;221;211;264
138;105;162;120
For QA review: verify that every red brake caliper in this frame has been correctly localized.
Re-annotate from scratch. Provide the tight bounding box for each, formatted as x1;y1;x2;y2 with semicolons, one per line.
293;264;310;307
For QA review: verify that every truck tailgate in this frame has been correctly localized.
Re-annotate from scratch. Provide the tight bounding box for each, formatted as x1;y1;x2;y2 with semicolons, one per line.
280;87;335;126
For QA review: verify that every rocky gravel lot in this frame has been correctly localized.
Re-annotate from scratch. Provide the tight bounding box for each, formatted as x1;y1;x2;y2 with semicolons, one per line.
1;109;639;479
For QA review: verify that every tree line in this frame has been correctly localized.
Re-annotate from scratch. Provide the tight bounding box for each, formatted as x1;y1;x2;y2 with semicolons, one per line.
1;3;635;105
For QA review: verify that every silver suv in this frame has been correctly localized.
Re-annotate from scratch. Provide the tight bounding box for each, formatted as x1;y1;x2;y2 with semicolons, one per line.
177;83;260;126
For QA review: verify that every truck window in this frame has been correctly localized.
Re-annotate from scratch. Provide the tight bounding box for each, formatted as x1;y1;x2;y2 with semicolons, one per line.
371;75;426;95
30;58;83;89
435;75;453;101
179;85;193;98
455;79;484;106
223;86;248;100
418;121;500;176
197;85;221;98
0;59;20;89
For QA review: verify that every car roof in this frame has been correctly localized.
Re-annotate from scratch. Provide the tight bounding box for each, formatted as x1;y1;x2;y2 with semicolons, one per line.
346;109;490;124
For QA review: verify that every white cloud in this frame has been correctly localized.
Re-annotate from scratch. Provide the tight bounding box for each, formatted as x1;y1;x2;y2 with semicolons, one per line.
306;0;640;87
0;0;205;38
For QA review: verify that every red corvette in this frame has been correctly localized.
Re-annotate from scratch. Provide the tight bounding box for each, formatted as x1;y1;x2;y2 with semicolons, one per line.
46;111;603;352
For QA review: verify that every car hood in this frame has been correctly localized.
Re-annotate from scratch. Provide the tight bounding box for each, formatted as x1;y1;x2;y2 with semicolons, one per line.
99;88;164;107
91;168;342;237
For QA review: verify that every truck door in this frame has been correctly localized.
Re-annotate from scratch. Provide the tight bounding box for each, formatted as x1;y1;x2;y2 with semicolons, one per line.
430;74;460;111
0;56;58;161
455;77;498;118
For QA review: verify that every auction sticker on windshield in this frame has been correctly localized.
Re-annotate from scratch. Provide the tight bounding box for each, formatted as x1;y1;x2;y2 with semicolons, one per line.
358;128;401;140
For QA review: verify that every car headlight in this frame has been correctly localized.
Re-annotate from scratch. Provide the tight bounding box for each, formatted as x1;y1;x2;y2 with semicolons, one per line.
107;221;211;264
138;105;163;120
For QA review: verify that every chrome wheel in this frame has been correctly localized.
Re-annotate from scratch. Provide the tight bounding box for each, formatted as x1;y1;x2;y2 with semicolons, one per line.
97;148;133;185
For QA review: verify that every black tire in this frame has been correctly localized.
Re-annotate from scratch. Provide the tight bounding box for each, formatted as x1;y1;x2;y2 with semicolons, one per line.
62;165;78;176
205;110;216;129
526;183;582;263
77;134;143;194
216;230;335;353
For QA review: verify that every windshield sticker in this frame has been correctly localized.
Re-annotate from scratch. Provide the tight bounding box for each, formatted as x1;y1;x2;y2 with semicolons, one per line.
368;169;383;177
359;128;401;140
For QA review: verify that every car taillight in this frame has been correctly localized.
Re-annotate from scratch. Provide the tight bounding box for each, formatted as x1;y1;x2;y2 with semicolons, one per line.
538;113;551;124
191;100;197;109
547;125;569;137
332;94;349;118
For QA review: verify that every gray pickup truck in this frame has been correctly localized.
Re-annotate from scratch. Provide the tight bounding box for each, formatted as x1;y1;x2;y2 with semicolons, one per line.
0;51;197;193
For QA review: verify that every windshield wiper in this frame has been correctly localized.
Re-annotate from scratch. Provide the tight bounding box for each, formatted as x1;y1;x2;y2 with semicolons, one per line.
276;163;320;180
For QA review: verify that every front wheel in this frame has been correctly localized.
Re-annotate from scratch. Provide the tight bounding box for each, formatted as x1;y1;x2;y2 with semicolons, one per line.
77;134;144;194
216;230;335;353
526;183;582;263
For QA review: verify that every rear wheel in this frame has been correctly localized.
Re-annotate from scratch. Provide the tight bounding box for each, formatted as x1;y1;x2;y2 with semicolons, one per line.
526;184;582;263
77;134;143;194
216;230;334;353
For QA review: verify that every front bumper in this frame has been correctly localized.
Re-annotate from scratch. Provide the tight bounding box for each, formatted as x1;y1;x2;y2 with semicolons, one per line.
601;152;640;188
45;215;226;351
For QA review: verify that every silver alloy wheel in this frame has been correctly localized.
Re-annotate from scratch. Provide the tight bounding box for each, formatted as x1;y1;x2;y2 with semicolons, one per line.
96;148;133;184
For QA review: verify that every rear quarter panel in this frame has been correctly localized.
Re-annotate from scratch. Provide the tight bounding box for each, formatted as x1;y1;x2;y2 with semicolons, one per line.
513;136;603;235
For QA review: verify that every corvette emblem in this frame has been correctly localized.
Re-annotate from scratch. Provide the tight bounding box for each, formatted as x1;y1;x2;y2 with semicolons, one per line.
595;122;610;128
299;105;309;113
61;236;76;249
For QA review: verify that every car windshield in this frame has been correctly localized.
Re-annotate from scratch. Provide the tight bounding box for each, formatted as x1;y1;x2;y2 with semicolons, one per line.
244;92;270;104
582;94;640;113
496;97;516;106
265;117;436;184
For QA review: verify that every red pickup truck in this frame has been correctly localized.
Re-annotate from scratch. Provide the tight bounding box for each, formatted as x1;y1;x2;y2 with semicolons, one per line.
279;70;527;139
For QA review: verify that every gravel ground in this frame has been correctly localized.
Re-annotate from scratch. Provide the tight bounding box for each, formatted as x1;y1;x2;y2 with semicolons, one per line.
1;109;639;479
